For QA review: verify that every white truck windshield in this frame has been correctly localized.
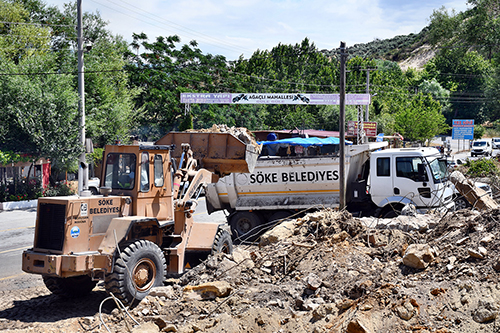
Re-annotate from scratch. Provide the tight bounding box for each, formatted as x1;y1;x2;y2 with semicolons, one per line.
427;157;448;183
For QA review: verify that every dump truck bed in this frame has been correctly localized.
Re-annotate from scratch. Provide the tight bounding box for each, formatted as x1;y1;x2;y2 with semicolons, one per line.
156;132;258;175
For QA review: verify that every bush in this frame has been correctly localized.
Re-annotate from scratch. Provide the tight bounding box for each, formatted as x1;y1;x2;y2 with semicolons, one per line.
42;181;76;197
465;159;498;178
0;178;43;202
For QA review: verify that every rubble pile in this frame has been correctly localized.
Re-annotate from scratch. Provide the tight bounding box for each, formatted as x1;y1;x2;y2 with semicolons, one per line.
104;208;500;332
3;208;500;332
186;124;260;151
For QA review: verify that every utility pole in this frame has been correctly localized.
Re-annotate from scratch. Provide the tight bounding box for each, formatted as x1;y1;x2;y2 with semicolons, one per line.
339;41;347;210
360;68;376;122
77;0;90;196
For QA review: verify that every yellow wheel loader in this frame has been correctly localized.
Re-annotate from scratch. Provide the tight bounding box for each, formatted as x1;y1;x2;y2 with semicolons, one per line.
22;132;257;306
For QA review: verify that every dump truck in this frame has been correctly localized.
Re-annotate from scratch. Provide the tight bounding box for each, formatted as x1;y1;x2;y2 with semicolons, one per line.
205;138;455;240
22;132;257;305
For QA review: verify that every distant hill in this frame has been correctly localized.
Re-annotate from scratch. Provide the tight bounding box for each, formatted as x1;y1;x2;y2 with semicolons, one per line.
321;27;433;70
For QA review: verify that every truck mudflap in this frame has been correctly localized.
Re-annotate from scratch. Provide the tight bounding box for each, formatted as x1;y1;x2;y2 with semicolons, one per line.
22;250;112;277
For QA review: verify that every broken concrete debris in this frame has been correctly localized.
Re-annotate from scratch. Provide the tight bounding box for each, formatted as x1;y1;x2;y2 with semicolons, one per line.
3;201;500;332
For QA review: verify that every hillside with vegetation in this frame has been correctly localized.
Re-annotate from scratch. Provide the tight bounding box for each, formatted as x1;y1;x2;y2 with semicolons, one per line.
321;27;430;63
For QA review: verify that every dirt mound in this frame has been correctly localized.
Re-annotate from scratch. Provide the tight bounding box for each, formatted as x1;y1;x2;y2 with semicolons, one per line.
186;124;261;151
2;208;500;332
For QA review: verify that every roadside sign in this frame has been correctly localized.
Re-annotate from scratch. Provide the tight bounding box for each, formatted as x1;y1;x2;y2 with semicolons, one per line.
452;119;474;140
180;93;372;105
347;121;377;136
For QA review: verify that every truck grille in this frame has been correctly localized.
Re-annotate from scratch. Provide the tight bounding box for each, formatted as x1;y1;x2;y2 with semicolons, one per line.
36;203;66;251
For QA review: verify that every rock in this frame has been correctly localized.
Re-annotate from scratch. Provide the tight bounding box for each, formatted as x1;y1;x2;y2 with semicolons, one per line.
472;298;499;323
231;247;254;269
260;220;295;246
143;316;169;330
493;260;500;271
456;237;470;245
367;232;387;247
395;300;415;320
480;234;495;244
183;281;232;300
346;315;374;333
312;303;336;320
450;171;499;210
163;324;178;332
305;273;322;291
468;248;485;259
131;322;160;333
402;244;435;269
338;299;355;311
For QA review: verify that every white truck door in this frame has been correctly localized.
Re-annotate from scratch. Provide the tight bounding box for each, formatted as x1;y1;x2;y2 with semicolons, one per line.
393;156;433;208
370;156;394;205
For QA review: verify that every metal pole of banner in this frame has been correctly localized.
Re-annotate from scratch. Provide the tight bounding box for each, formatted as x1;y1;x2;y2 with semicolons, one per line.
339;41;347;210
77;0;90;197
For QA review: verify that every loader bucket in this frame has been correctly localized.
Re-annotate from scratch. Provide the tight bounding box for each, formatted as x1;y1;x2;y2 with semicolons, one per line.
156;132;258;175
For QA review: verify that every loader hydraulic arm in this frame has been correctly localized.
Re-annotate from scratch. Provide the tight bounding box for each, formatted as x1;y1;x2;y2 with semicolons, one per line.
172;143;218;209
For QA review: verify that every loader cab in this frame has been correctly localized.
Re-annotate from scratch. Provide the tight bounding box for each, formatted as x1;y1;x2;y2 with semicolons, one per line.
102;145;174;221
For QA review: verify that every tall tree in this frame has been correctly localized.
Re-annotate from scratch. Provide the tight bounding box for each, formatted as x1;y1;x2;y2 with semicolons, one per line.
126;34;232;139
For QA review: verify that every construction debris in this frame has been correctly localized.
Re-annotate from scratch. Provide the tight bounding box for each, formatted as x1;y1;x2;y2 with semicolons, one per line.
450;170;498;210
3;205;500;332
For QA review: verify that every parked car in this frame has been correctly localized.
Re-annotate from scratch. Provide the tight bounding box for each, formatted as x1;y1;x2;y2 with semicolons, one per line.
471;140;492;157
88;177;100;195
492;137;500;149
446;158;465;171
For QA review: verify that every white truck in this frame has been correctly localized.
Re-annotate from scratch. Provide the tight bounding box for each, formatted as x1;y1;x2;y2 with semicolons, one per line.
205;139;455;240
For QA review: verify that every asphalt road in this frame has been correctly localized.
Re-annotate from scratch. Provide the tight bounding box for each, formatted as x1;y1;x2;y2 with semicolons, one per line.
0;197;227;289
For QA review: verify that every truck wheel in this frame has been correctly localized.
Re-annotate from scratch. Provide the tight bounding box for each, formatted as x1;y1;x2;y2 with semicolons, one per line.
230;211;263;242
43;275;97;298
105;239;166;306
455;196;471;210
269;210;293;223
212;229;233;255
381;205;403;218
89;187;98;195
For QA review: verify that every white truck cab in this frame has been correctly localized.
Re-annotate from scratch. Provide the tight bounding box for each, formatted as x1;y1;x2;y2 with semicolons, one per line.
369;148;454;217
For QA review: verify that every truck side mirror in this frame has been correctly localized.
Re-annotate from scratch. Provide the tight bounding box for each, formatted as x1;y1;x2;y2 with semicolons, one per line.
417;163;428;182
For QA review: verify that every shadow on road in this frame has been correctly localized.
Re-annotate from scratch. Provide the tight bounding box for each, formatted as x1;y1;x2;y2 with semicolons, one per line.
0;289;112;327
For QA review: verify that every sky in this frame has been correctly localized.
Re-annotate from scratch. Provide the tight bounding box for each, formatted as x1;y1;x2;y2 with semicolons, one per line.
47;0;470;60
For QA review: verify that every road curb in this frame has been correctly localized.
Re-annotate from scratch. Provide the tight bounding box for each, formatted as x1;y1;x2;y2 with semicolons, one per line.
0;199;38;211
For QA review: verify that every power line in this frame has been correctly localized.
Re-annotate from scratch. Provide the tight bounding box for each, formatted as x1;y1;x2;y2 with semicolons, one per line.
0;21;75;28
88;0;252;56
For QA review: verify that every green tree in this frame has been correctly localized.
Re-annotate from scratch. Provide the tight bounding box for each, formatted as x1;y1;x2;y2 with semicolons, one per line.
0;53;81;164
393;93;449;143
126;34;232;139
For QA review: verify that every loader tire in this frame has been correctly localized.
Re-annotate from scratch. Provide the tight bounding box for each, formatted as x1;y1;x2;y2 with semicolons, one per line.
105;239;166;306
42;275;97;298
230;211;263;242
212;229;233;255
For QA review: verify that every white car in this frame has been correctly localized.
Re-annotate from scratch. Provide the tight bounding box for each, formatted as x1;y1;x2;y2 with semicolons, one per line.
492;138;500;150
88;177;100;195
471;140;492;157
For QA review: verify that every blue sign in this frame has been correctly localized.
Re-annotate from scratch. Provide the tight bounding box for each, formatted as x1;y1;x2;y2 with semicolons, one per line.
452;119;474;140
